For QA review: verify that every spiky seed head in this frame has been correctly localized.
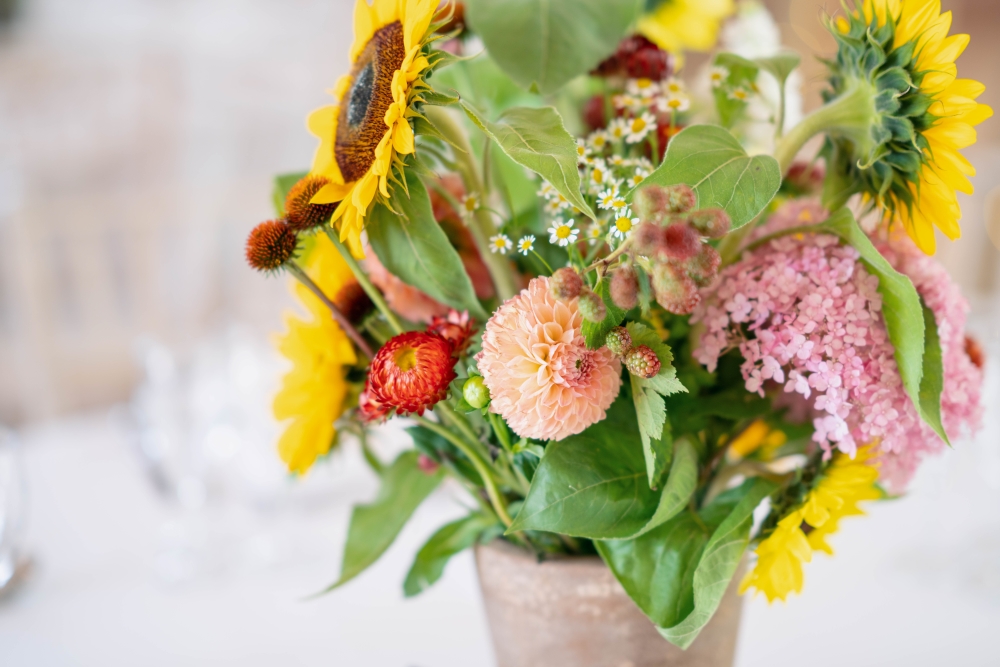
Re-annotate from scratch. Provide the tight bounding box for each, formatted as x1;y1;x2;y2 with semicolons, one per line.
605;326;632;357
609;265;640;310
285;175;338;231
624;344;661;379
661;222;701;260
688;208;731;238
577;289;607;323
245;219;297;272
652;262;700;314
549;267;584;300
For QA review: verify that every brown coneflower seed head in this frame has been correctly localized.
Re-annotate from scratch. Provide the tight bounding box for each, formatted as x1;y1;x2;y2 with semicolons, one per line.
634;221;665;255
624;344;661;379
609;265;640;310
549;267;584;300
245;219;297;272
662;222;701;260
965;335;985;370
688;208;731;239
334;280;374;324
285;175;337;231
652;263;700;315
605;326;632;357
577;289;607;323
683;245;722;288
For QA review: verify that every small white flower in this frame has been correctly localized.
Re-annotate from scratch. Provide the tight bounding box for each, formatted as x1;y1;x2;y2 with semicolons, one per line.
489;233;513;254
575;139;589;163
597;185;623;211
607;118;628;141
625;112;655;144
537;181;555;198
544;192;570;215
629;156;654;171
612;94;638;111
517;235;536;255
626;77;659;97
461;193;480;215
709;65;729;89
609;154;627;167
663;77;685;96
589;160;610;191
585;223;605;246
611;213;638;239
548;219;579;247
728;87;751;102
587;130;609;151
628;167;650;189
661;94;690;113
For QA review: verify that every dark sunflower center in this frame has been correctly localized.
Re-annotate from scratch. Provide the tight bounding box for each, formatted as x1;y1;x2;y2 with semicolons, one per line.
336;21;407;183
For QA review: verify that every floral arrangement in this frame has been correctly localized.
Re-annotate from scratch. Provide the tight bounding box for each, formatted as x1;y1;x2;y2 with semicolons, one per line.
244;0;988;648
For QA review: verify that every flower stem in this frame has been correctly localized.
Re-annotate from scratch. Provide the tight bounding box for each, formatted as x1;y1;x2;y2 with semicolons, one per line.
773;78;878;174
286;260;374;360
323;228;404;335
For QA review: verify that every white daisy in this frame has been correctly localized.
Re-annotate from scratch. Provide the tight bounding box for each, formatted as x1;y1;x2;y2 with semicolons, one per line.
661;94;690;113
628;167;650;189
609;154;627;167
461;193;480;215
611;213;638;239
548;219;579;247
517;235;536;255
585;223;605;246
589;160;610;191
728;87;751;102
587;130;609;152
544;193;570;215
626;77;659;98
489;233;513;254
607;118;628;142
575;139;589;163
597;185;623;211
663;77;685;96
709;65;729;89
537;181;555;198
625;112;655;144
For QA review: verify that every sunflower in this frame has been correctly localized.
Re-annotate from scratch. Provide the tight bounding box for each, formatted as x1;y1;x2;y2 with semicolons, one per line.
740;446;882;603
306;0;439;257
273;234;359;475
637;0;734;57
820;0;992;254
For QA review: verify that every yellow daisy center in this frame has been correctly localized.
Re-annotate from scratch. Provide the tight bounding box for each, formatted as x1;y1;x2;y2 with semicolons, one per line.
630;117;647;133
615;217;632;233
556;226;571;239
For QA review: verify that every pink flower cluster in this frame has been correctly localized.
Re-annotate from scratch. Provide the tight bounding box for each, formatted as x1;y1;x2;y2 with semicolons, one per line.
692;200;982;491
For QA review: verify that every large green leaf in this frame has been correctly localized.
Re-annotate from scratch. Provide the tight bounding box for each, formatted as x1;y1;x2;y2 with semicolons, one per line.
367;170;487;320
463;0;642;94
918;302;949;445
321;451;443;593
461;103;596;220
626;322;687;487
632;125;781;229
508;396;697;539
403;513;500;597
597;478;775;649
581;278;630;349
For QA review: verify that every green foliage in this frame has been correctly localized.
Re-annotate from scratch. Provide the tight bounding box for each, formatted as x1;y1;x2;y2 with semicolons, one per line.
508;396;698;539
408;425;483;487
633;125;781;229
626;322;687;487
367;170;487;320
461;103;596;220
403;513;501;597
597;478;775;649
755;52;801;89
272;171;308;217
321;451;443;593
581;279;630;349
712;54;759;129
918;303;949;445
463;0;642;94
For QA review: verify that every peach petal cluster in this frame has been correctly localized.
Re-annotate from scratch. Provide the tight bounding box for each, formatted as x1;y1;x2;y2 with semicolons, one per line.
476;277;622;441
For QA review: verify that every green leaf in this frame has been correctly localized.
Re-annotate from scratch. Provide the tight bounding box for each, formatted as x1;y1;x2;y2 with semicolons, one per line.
596;478;775;649
626;322;687;487
460;103;596;220
918;302;949;445
814;208;929;433
463;0;642;94
321;451;443;593
508;396;697;539
754;52;801;88
417;88;461;107
368;170;488;320
272;171;307;217
632;125;781;229
581;279;629;349
412;115;465;152
403;513;500;597
712;54;759;129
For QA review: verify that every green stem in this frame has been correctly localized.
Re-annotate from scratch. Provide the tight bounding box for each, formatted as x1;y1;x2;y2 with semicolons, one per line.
424;106;519;302
773;78;878;174
324;228;404;335
414;414;514;527
435;402;488;460
286;261;374;360
358;430;384;475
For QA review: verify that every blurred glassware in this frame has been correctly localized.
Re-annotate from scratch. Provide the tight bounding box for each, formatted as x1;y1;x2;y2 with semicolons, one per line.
0;427;29;598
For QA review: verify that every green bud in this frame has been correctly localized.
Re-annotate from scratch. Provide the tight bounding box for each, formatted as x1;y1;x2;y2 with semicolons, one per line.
463;376;491;409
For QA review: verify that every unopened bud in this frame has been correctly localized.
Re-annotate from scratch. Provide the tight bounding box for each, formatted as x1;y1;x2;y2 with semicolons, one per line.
688;208;731;239
462;376;491;409
577;289;607;323
625;345;661;379
684;245;721;287
662;222;701;260
609;265;640;310
652;263;700;314
605;326;632;357
549;267;583;300
633;185;671;220
634;222;665;256
417;454;441;475
663;184;696;213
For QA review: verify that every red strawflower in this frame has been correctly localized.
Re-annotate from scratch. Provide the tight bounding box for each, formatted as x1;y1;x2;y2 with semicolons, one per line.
368;331;457;416
358;386;392;423
591;34;673;80
427;310;476;356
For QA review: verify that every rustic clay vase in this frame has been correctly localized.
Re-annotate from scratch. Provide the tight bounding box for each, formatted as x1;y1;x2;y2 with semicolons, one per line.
474;539;745;667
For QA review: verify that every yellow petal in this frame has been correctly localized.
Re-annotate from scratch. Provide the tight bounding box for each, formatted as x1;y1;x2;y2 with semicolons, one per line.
312;180;355;205
351;0;378;62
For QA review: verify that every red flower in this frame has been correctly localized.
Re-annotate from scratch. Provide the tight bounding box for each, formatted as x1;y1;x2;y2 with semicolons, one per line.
358;387;392;423
367;331;457;416
427;310;476;356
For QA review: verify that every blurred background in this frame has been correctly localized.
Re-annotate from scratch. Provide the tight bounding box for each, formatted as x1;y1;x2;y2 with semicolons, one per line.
0;0;997;665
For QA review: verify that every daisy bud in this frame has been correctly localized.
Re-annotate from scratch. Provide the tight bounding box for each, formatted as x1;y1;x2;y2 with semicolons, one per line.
577;289;607;323
549;267;584;300
624;344;661;379
688;208;731;239
367;332;457;417
652;263;700;315
684;245;721;288
609;265;640;310
662;223;701;260
605;326;632;358
245;220;297;272
462;375;491;409
633;222;665;256
284;175;338;231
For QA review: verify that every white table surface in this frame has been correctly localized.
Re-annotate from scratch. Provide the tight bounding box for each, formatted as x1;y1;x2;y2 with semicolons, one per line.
1;321;998;667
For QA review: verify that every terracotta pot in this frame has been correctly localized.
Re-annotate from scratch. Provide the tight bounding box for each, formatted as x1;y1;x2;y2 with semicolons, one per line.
474;540;744;667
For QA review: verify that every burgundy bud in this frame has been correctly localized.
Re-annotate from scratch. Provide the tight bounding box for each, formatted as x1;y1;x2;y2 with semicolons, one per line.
684;245;721;288
661;223;701;260
663;184;696;213
609;265;640;310
652;263;700;315
634;222;665;255
688;208;731;239
549;267;583;300
633;185;671;221
624;345;661;379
